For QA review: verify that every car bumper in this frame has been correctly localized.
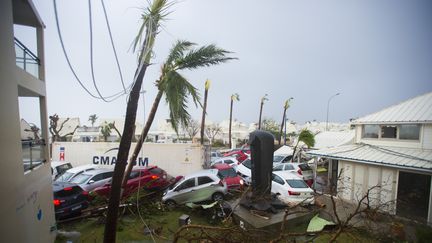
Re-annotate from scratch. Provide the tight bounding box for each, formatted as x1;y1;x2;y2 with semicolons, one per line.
55;201;89;219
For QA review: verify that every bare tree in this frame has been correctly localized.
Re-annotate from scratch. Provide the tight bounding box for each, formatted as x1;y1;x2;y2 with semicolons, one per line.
205;124;222;145
49;114;78;142
185;119;200;140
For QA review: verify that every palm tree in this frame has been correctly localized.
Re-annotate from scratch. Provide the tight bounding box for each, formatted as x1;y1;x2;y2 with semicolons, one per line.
88;114;98;127
123;40;236;186
258;94;268;130
104;1;171;242
200;79;211;144
229;93;240;149
278;97;293;145
291;129;315;162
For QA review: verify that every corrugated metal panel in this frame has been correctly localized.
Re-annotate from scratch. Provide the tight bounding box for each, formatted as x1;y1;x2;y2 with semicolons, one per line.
313;130;355;149
352;92;432;124
307;143;432;173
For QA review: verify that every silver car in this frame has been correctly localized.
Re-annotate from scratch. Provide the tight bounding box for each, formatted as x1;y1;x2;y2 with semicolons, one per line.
69;168;114;191
162;169;227;207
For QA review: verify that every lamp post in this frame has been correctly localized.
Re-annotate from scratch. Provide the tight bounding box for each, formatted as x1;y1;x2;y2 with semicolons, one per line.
326;92;340;131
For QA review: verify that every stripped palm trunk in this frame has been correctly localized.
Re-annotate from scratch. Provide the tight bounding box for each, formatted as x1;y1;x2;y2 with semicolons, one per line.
278;107;287;145
200;81;209;144
229;98;233;148
122;88;163;187
258;101;264;130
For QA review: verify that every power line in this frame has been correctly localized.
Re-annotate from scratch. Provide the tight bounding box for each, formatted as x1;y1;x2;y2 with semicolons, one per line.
53;0;129;102
101;0;127;94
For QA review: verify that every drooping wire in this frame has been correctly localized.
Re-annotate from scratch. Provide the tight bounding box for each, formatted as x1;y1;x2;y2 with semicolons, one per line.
101;0;127;94
53;0;129;102
88;0;108;102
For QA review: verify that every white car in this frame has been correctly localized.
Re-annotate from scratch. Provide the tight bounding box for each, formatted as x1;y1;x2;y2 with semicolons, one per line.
236;159;252;184
55;164;98;182
162;169;228;206
51;161;73;180
210;157;239;171
271;171;314;205
69;168;114;191
273;162;314;186
273;154;293;165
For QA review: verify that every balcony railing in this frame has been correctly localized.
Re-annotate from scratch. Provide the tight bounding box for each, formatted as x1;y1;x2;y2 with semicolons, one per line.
22;139;46;172
15;37;40;78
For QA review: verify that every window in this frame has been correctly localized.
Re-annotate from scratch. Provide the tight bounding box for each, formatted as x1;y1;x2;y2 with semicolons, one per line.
217;168;237;179
129;171;140;179
287;179;309;188
102;172;114;179
242;159;252;169
176;178;195;191
56;163;72;175
363;125;379;138
198;176;214;185
71;174;92;184
381;125;397;139
273;165;283;171
272;174;284;185
224;159;234;165
400;125;420;140
149;167;163;175
284;164;295;170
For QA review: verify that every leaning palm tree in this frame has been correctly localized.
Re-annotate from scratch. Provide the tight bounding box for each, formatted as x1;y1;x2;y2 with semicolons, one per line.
104;1;171;242
123;41;236;185
258;94;268;130
291;129;315;162
278;97;293;145
200;79;211;144
229;93;240;149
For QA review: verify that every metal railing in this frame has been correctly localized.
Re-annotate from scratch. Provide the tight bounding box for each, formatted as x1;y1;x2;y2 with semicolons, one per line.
22;139;46;172
14;37;40;78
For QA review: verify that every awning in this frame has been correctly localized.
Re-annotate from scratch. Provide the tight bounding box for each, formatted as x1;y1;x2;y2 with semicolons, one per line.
306;143;432;173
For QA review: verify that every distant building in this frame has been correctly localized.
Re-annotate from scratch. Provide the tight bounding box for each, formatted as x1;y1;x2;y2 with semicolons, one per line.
0;0;56;242
308;92;432;224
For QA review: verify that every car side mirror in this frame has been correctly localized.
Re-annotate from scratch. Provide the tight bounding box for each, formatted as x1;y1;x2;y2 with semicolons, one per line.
88;180;95;184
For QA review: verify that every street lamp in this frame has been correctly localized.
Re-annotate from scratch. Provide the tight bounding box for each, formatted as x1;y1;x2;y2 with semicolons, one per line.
326;92;340;131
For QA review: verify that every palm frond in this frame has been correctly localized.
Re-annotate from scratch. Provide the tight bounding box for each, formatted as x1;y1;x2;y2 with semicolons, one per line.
165;40;196;67
162;71;201;133
175;44;237;70
298;129;315;148
231;93;240;101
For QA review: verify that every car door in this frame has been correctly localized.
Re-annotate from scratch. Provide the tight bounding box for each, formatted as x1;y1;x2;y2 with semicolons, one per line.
271;173;286;197
171;178;197;204
88;172;113;191
194;176;218;201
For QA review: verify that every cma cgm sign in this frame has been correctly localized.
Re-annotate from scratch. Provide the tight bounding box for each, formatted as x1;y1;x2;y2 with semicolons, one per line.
92;147;149;166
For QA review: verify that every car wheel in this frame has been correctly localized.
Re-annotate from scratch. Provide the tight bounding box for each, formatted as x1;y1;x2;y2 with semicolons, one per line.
165;200;176;210
212;192;224;201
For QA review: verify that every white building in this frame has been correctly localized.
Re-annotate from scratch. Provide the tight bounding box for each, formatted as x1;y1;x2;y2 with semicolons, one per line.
0;0;56;242
308;92;432;224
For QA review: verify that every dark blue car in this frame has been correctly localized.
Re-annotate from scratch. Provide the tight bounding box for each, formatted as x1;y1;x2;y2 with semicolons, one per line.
53;182;89;219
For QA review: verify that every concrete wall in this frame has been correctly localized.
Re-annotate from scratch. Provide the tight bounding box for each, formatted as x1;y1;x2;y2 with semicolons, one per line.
337;160;398;214
0;1;56;242
52;142;205;177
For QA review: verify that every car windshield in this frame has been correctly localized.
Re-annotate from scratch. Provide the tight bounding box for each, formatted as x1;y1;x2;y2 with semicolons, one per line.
55;172;74;182
286;179;309;188
273;155;285;163
298;163;312;171
217;168;237;178
57;163;72;175
242;159;252;169
169;177;184;190
70;174;92;184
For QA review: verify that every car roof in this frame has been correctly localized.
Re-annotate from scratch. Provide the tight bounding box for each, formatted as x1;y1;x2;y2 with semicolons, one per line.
212;163;232;170
65;164;97;173
51;161;71;167
52;181;81;191
273;170;303;179
80;168;113;175
183;169;218;179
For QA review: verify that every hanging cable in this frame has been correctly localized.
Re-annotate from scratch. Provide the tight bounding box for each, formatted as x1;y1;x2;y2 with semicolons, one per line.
53;0;129;102
88;0;109;102
101;0;127;94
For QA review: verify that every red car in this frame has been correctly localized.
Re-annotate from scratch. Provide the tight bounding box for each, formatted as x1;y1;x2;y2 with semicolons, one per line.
211;163;244;190
93;166;175;198
223;149;249;163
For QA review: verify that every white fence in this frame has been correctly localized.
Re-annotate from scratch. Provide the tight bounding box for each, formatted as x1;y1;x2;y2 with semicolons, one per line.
52;142;205;177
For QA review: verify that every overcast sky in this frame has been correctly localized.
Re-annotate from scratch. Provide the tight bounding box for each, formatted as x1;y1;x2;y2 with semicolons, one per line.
16;0;432;127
